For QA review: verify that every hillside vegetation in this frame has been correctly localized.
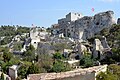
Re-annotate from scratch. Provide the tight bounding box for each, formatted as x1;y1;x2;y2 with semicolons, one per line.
0;25;30;37
96;24;120;80
100;24;120;48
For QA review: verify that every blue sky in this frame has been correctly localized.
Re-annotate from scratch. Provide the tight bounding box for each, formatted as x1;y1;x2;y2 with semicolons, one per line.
0;0;120;27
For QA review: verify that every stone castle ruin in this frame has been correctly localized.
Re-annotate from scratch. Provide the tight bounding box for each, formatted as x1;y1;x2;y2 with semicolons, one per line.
57;11;116;41
51;11;116;60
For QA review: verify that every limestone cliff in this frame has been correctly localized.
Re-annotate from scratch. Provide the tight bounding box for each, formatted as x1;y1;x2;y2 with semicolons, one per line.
58;11;116;40
76;11;116;40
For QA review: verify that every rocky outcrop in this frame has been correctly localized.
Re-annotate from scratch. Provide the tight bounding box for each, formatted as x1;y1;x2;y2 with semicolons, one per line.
58;11;116;40
92;37;111;59
117;18;120;24
101;36;110;49
76;11;116;40
77;43;87;58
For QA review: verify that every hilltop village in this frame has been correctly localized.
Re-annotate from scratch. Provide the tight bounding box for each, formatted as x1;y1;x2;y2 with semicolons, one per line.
0;11;120;80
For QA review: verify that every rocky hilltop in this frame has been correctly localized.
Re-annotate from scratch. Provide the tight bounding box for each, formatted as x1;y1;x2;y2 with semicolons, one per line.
80;11;115;39
57;11;116;40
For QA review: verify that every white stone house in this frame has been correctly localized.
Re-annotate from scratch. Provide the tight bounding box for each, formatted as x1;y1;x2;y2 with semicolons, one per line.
9;65;18;80
30;28;40;49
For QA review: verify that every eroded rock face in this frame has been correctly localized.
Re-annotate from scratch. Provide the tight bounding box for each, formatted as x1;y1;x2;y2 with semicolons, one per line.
58;11;116;40
117;18;120;24
92;37;111;59
101;36;110;49
77;11;115;40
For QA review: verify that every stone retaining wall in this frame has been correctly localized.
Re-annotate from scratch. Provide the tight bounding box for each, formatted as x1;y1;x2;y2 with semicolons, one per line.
28;65;107;80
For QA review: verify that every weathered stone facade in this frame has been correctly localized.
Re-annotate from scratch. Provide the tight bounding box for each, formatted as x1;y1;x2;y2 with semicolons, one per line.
30;28;40;49
58;11;115;41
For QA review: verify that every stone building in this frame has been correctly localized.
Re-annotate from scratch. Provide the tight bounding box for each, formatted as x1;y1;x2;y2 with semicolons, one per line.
51;24;60;35
30;28;40;49
30;27;49;49
9;65;18;80
58;12;83;38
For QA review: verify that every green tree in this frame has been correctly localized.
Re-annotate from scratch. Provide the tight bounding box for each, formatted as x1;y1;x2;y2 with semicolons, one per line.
96;72;118;80
80;55;94;68
18;65;28;79
112;48;120;62
23;44;35;61
53;52;63;60
108;64;120;79
16;26;30;35
1;61;13;74
27;44;35;51
27;63;40;74
53;43;67;52
0;25;16;37
13;42;23;51
37;54;53;72
52;61;66;73
0;36;12;45
3;52;13;62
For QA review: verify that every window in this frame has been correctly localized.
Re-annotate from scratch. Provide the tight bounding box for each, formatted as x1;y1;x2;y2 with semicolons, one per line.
87;21;89;24
96;22;99;25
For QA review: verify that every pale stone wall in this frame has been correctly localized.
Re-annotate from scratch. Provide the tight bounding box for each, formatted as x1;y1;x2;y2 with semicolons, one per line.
9;69;17;80
30;28;39;39
30;28;40;49
28;65;107;80
31;39;40;49
66;12;83;22
58;18;66;24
